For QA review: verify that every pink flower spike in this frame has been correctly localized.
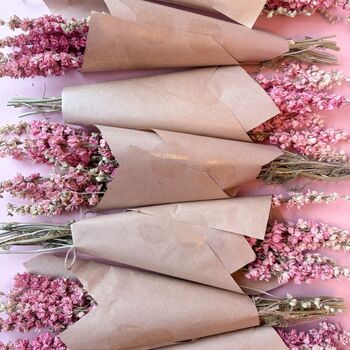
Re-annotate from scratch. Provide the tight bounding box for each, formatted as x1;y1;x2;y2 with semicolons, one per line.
279;322;350;349
0;273;94;334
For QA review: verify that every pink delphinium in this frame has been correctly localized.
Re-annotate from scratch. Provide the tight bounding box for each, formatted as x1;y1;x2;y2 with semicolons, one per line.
0;333;66;350
0;121;118;216
254;62;349;118
0;15;88;78
279;322;350;350
251;62;350;161
272;189;350;209
265;0;350;22
0;121;115;169
267;117;349;162
246;219;350;284
0;273;94;333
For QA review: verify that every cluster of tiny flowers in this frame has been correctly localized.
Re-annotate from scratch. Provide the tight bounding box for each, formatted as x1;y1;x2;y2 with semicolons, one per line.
251;62;350;161
272;189;350;209
254;62;349;117
0;273;94;333
279;322;350;350
246;219;350;284
0;333;66;350
0;121;118;216
267;115;349;162
265;0;350;22
0;15;88;78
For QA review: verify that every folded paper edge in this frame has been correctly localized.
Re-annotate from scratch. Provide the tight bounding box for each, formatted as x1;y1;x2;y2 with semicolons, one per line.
132;196;272;240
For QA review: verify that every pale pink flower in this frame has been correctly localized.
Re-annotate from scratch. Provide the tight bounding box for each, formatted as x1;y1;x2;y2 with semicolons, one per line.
246;219;350;284
0;121;118;216
279;322;350;350
0;15;88;78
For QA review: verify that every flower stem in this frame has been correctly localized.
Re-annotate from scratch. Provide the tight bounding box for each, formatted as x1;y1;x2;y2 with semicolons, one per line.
254;295;345;327
0;222;72;252
7;97;62;117
265;36;340;65
259;151;350;184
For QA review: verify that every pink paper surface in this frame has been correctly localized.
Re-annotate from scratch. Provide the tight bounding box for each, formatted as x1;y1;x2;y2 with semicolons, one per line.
1;0;350;344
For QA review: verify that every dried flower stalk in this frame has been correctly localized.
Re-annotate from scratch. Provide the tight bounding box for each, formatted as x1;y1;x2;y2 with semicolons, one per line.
281;37;340;65
260;151;350;184
254;295;345;327
0;222;72;253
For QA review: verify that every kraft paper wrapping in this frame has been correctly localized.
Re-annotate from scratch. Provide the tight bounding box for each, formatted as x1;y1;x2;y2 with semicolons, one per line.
44;0;266;28
96;126;283;210
44;0;288;70
81;0;289;71
158;0;267;28
62;66;280;142
43;0;108;18
159;327;288;350
24;254;73;279
71;196;272;293
25;255;260;350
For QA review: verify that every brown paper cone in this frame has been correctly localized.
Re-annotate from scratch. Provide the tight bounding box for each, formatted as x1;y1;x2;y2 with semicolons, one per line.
80;0;289;71
71;196;272;293
63;66;279;141
43;0;108;18
44;0;266;28
158;327;288;350
157;0;267;28
25;255;260;350
62;259;259;350
96;126;283;210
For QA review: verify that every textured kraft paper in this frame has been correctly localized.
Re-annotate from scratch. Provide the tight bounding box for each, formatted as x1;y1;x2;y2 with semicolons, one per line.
44;0;266;28
43;0;108;18
158;0;267;28
82;0;289;72
95;126;283;210
159;327;288;350
25;255;260;350
71;196;272;293
44;0;289;70
84;0;288;71
62;66;280;142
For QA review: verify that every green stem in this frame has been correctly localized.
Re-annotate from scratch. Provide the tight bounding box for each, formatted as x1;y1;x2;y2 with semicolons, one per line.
7;97;62;117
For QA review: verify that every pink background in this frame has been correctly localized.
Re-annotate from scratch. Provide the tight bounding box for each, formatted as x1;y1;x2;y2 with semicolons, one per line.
1;0;350;344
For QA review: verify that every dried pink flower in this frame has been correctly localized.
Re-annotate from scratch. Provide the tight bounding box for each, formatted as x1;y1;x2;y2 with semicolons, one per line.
0;273;94;333
265;0;350;22
246;219;350;284
251;62;350;161
272;189;350;209
0;15;88;78
0;332;66;350
0;121;118;216
254;62;349;117
279;322;350;350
